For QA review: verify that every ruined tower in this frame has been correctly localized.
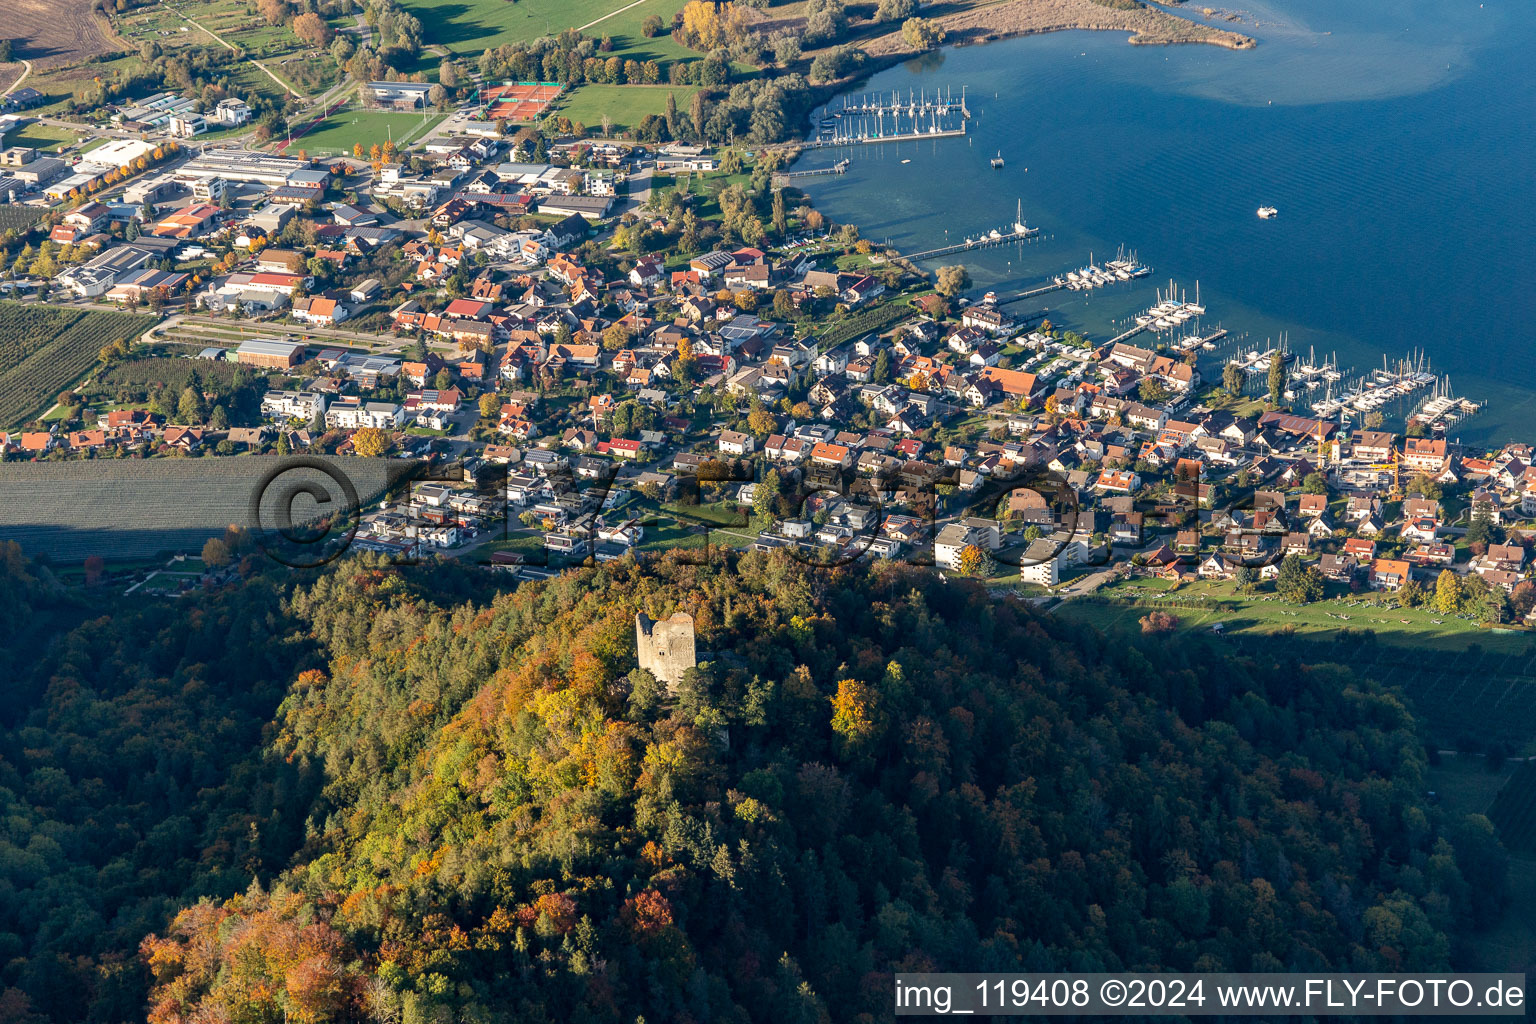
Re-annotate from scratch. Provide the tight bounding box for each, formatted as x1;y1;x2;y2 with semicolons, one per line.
635;611;696;689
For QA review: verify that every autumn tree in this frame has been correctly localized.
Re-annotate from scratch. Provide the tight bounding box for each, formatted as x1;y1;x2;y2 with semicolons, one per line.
1434;568;1462;614
1139;609;1179;634
746;405;776;438
957;543;992;578
201;537;231;567
901;15;946;49
478;392;500;419
291;11;333;47
934;264;970;298
829;677;884;754
351;426;390;457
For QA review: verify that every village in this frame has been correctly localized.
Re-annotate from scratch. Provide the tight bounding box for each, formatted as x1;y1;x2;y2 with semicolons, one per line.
1;82;1534;631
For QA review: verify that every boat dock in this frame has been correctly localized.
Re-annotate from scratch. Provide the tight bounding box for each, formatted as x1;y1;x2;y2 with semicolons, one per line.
996;281;1066;306
1106;323;1151;346
772;159;850;186
1060;249;1152;292
831;86;971;121
802;126;968;150
901;200;1040;262
1410;379;1484;429
903;223;1039;261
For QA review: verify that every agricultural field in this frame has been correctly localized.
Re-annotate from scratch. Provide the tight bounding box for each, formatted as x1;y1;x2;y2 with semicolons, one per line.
93;355;250;396
0;456;399;563
0;206;47;233
287;108;443;157
397;0;695;64
7;0;122;69
550;83;699;133
0;305;156;427
0;306;82;377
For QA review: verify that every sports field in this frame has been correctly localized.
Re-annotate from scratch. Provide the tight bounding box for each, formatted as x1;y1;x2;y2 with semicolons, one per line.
484;82;563;122
551;83;700;133
396;0;694;63
285;109;444;156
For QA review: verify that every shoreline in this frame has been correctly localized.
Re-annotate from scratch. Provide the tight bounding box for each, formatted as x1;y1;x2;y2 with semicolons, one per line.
856;0;1255;61
799;0;1254;133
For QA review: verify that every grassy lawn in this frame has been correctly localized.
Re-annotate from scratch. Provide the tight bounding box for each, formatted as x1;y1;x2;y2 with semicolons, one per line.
2;122;81;152
1058;575;1534;654
550;83;701;134
287;110;443;156
398;0;695;63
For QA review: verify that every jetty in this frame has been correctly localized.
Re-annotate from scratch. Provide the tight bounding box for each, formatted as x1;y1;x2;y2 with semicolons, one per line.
811;84;972;150
772;159;850;187
801;126;968;150
1410;377;1483;430
900;201;1039;262
830;86;970;121
1060;249;1152;292
995;281;1066;306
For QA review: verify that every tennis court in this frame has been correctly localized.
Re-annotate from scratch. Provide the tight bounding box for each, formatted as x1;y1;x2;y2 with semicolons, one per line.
483;82;563;122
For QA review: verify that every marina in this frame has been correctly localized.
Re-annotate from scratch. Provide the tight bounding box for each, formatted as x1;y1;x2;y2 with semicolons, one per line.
827;86;971;121
1303;351;1485;427
792;7;1535;443
1409;379;1484;430
1060;248;1153;292
810;85;973;150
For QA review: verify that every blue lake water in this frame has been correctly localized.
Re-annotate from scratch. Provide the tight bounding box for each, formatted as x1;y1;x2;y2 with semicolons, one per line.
796;0;1536;442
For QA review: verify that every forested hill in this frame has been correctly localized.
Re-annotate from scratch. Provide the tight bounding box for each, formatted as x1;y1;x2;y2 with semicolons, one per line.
0;547;1509;1024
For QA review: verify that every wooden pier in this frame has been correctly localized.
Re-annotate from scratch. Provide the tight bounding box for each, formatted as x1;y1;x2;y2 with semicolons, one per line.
802;126;968;150
1106;323;1150;346
832;86;971;121
772;159;850;187
995;281;1065;307
901;225;1039;262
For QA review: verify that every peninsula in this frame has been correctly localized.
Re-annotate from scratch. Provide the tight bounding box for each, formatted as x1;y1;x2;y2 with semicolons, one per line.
855;0;1256;59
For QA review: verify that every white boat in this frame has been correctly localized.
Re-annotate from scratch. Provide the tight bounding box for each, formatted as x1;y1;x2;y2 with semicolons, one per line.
1257;206;1279;219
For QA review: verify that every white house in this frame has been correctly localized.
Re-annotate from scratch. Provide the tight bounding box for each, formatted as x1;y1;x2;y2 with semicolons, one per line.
260;389;327;421
325;398;405;430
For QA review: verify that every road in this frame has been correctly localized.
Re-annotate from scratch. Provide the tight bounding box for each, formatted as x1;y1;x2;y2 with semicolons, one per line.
613;167;654;219
1052;566;1121;600
578;0;654;32
2;58;32;99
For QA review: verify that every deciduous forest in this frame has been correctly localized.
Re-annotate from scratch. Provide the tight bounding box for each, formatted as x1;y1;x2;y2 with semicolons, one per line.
0;544;1507;1023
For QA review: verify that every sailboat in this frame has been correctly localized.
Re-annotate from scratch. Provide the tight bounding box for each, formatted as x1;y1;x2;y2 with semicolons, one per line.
990;151;1005;169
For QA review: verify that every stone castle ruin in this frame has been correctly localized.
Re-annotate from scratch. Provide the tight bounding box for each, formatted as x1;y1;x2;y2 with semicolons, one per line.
635;611;696;689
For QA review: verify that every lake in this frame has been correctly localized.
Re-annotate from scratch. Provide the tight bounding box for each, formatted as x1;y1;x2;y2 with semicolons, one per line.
796;0;1536;443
